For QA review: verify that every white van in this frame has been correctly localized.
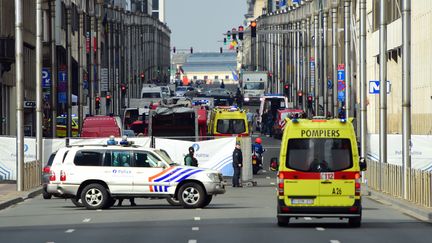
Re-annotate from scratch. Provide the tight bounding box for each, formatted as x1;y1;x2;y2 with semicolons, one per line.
258;94;289;128
141;85;164;99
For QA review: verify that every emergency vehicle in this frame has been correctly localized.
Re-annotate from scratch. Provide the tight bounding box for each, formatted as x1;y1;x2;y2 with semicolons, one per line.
56;115;79;137
258;94;289;129
271;117;367;227
207;106;249;137
48;139;225;210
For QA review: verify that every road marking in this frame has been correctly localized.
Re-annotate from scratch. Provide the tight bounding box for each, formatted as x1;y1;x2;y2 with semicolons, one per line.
83;218;91;223
330;240;341;243
316;227;325;231
194;217;201;221
270;182;275;185
304;217;312;220
188;240;197;243
96;209;102;212
46;242;55;243
192;227;199;231
266;176;271;179
262;170;267;173
195;208;202;211
65;229;75;233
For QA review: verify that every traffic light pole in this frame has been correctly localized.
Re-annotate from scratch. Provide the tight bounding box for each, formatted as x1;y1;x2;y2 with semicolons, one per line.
332;6;338;117
50;0;57;138
66;2;72;137
344;0;351;119
314;14;319;115
379;0;388;191
323;12;328;116
36;0;43;165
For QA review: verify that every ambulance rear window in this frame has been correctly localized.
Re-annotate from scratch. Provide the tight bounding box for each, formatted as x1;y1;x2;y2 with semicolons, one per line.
216;119;246;134
286;138;353;172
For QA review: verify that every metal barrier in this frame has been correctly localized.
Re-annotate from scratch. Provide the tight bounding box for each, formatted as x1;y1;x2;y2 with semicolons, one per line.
23;161;42;191
365;160;432;208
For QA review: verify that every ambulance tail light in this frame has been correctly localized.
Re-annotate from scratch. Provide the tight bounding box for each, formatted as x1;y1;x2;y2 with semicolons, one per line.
49;171;56;181
278;173;285;196
60;170;66;182
355;173;361;196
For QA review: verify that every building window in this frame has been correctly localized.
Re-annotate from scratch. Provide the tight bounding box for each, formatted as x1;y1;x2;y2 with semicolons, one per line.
372;0;401;32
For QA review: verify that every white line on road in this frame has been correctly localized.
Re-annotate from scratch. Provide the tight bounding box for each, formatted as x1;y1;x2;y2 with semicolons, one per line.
195;208;202;211
262;170;267;173
188;240;197;243
304;217;312;220
194;217;201;221
46;242;55;243
270;182;275;185
316;227;325;231
96;209;102;212
65;229;75;233
192;227;199;231
266;176;271;179
330;240;341;243
83;218;91;223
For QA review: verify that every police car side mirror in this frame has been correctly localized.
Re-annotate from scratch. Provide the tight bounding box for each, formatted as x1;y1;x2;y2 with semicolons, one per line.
270;157;278;171
359;157;367;171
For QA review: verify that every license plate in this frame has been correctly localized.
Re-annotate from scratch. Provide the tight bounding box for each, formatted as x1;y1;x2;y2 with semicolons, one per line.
321;172;335;180
252;159;257;165
291;199;314;205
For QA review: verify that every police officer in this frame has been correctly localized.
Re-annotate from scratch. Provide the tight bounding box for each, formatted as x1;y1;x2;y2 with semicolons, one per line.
184;146;198;167
232;141;243;187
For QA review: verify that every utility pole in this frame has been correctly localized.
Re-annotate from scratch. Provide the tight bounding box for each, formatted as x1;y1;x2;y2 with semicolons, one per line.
302;19;307;112
108;6;113;114
379;0;388;191
296;22;301;109
88;3;94;116
127;13;132;107
323;11;328;116
402;0;412;199
78;6;84;131
344;0;351;119
36;0;43;166
314;14;319;115
15;0;24;191
66;1;72;138
360;0;367;173
332;6;338;117
50;0;57;138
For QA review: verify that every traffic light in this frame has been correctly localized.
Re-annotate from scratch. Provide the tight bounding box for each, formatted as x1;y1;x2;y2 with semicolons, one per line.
121;84;127;95
307;96;313;108
173;46;176;53
140;72;145;82
227;31;231;41
95;96;101;110
223;38;227;45
106;95;111;106
250;21;257;38
220;47;223;54
284;84;289;96
190;47;193;54
238;26;244;40
298;91;303;106
232;28;237;40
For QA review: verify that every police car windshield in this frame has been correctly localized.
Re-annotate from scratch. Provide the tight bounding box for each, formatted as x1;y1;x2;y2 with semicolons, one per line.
286;138;353;172
154;150;177;165
216;119;246;134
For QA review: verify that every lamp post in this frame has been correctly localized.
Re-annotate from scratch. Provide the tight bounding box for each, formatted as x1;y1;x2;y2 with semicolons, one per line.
65;0;72;138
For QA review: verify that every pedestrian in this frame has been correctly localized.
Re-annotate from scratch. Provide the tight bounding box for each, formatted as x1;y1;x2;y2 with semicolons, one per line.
266;111;274;137
235;87;243;108
220;80;225;89
184;146;198;167
246;110;254;134
232;141;243;187
261;110;269;135
254;109;260;132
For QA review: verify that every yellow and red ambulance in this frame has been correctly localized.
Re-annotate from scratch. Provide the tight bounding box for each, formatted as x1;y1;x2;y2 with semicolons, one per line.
272;117;367;227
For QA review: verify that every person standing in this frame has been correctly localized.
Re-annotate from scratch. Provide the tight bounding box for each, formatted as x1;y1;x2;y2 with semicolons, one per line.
184;146;198;167
220;80;225;89
232;141;243;187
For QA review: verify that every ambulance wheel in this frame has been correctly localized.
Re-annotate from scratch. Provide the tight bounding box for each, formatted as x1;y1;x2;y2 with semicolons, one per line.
71;197;83;207
179;182;206;209
277;216;290;227
166;197;182;206
81;183;109;210
202;195;213;207
348;217;361;228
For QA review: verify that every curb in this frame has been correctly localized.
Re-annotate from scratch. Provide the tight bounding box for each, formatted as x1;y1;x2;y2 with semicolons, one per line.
366;188;432;223
0;187;43;211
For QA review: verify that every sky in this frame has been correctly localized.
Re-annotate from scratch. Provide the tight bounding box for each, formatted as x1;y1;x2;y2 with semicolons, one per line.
165;0;248;52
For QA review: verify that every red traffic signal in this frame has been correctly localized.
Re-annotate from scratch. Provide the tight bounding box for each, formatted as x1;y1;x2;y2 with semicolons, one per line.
284;84;289;89
121;84;127;94
95;96;101;110
105;95;111;106
140;73;145;79
307;96;313;101
238;25;244;40
95;96;101;102
250;21;257;38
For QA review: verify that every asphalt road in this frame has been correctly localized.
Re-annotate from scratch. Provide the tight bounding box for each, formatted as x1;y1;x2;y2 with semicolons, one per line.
0;136;431;243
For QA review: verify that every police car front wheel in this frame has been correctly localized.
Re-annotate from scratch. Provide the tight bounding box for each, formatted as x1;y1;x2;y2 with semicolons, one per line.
178;183;206;209
81;183;110;210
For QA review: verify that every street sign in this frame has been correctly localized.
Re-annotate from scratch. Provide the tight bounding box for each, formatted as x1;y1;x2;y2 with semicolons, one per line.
327;80;333;89
42;68;51;88
100;68;109;92
338;91;345;102
369;80;391;94
338;80;346;91
337;70;345;81
58;70;67;104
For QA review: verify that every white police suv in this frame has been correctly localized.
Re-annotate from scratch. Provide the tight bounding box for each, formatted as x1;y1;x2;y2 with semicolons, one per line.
51;142;225;210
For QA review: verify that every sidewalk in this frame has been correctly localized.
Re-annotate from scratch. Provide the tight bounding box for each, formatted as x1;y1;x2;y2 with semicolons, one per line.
0;182;42;210
364;187;432;223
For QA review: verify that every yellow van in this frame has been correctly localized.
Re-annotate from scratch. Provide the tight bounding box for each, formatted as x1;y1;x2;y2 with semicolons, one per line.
208;106;249;137
271;117;366;227
56;115;79;137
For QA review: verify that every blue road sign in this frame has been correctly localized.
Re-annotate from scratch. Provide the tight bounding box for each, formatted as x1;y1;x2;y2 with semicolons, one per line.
42;68;51;88
337;70;345;81
337;80;346;91
369;80;391;94
58;70;67;104
338;91;345;102
327;80;333;89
